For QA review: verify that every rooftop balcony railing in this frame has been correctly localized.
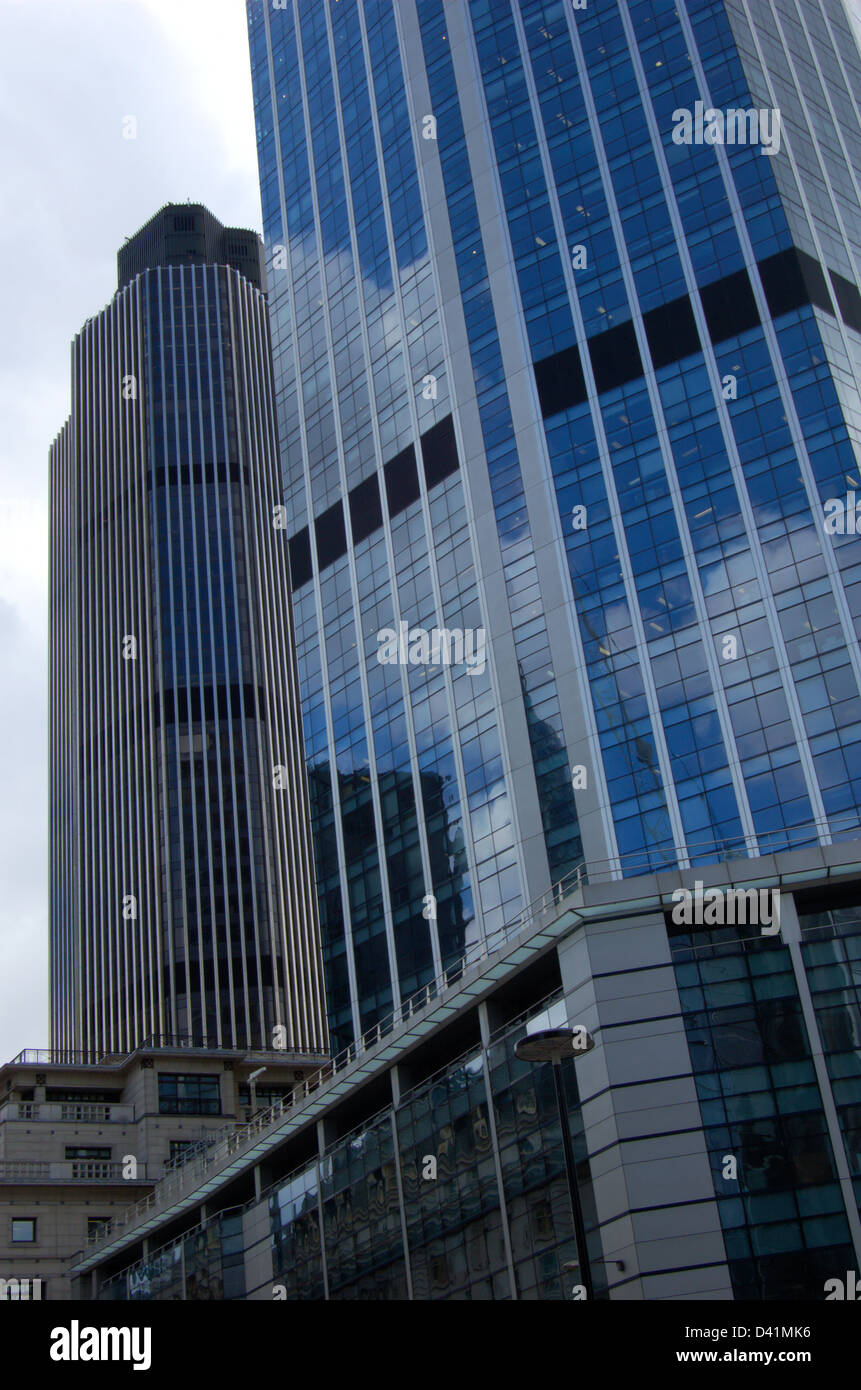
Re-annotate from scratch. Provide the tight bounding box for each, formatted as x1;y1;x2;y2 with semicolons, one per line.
8;1038;330;1069
0;1160;150;1183
0;1102;135;1124
132;1035;329;1061
8;1050;127;1067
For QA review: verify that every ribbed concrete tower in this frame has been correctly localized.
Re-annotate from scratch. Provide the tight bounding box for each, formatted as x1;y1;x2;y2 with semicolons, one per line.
49;203;329;1058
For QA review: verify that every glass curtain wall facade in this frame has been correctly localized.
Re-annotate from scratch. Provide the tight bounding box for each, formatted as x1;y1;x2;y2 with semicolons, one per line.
93;995;599;1302
271;1013;596;1301
247;0;861;1054
670;909;855;1297
99;1210;246;1301
72;861;861;1302
49;205;328;1058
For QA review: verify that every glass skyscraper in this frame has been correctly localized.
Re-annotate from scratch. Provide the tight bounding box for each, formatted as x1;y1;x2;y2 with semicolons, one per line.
246;0;861;1057
53;0;861;1306
49;204;329;1058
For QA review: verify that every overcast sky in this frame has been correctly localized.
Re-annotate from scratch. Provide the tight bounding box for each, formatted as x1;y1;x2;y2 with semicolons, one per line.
0;0;261;1060
2;1;861;1064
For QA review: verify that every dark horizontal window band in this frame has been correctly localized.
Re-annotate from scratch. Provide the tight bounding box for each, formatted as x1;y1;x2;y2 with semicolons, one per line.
700;268;760;341
349;473;382;545
77;682;266;748
169;958;275;993
288;414;460;591
535;246;856;419
288;529;312;590
421;414;459;489
148;463;248;487
384;443;420;516
590;318;643;390
534;345;586;416
759;245;833;318
829;268;861;334
315;500;347;570
643;295;700;369
155;682;264;725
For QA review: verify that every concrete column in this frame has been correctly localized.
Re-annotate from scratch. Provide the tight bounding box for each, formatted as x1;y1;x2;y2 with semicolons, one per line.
242;1198;276;1300
316;1115;337;1153
557;909;733;1299
390;1062;416;1108
477;1003;517;1299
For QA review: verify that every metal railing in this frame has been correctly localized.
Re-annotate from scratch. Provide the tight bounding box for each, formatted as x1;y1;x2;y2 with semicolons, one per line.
161;1136;219;1175
8;1039;330;1069
133;1034;329;1059
0;1102;134;1124
0;1160;148;1183
8;1050;127;1067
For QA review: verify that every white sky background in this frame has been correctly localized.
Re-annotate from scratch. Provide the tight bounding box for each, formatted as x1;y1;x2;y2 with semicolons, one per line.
1;0;861;1063
0;0;261;1061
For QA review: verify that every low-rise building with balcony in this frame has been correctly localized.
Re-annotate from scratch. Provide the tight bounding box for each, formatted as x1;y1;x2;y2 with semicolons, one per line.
0;1041;327;1298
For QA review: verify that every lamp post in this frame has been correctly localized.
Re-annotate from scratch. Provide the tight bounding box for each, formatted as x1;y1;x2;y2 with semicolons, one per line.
515;1025;595;1301
247;1066;267;1118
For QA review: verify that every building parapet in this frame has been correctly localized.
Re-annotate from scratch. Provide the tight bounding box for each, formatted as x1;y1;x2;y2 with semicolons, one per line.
4;1042;329;1072
0;1102;136;1124
0;1160;151;1183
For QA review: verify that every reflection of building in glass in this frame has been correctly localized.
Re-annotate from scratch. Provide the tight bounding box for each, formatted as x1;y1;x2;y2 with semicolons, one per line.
91;989;598;1302
64;862;861;1301
518;670;583;882
49;204;328;1056
307;762;470;1053
231;0;861;1299
247;0;861;1054
112;1212;245;1301
670;888;861;1299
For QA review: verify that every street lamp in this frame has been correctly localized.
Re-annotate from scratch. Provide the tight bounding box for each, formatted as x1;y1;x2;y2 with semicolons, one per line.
247;1066;267;1118
515;1026;595;1301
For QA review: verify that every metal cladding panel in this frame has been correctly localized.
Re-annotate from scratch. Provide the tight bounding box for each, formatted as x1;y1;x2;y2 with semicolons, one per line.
49;252;327;1057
